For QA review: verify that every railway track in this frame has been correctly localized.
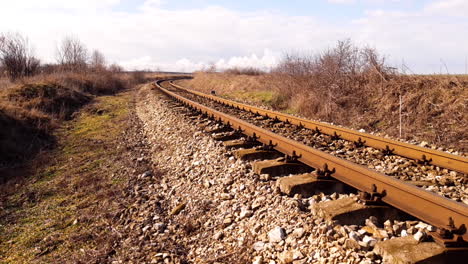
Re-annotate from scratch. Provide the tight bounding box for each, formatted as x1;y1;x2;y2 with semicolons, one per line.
169;81;467;173
166;80;467;203
154;79;468;254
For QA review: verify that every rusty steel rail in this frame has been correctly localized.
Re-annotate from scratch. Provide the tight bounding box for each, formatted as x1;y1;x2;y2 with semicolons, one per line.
155;80;468;245
169;81;468;174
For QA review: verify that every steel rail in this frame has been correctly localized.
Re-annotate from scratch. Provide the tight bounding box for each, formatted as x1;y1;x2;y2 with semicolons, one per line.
156;80;468;243
169;81;468;174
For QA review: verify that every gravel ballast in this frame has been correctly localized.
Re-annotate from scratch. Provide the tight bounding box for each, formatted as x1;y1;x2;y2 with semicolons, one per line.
110;85;439;264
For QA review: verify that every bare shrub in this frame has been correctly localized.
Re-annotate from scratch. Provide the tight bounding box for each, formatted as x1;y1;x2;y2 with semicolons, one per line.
54;71;127;95
39;63;61;75
56;36;88;72
108;63;123;73
224;67;265;76
90;49;106;72
89;71;127;94
204;62;217;73
0;32;41;81
271;39;395;122
130;70;146;84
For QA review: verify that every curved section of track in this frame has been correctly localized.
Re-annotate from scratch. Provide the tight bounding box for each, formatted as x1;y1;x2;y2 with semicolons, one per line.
167;80;467;204
169;81;468;174
154;79;468;246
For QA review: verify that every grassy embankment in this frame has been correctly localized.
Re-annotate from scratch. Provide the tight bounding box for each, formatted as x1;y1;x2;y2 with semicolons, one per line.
0;70;154;262
180;72;468;152
0;72;185;262
0;72;130;172
0;87;135;262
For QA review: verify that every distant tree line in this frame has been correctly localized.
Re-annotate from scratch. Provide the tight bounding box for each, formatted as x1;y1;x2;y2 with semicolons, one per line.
0;32;123;81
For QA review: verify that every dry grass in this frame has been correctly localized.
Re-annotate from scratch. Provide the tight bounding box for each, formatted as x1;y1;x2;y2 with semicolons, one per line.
0;74;181;263
180;72;468;152
0;69;185;175
0;71;148;174
0;92;135;263
222;67;265;76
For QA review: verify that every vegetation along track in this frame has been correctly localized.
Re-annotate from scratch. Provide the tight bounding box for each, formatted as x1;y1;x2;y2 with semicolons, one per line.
155;79;468;250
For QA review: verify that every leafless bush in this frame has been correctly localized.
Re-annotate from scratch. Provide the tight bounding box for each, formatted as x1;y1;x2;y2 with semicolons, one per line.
0;32;41;81
108;63;123;73
224;67;264;75
39;63;61;75
130;70;146;84
274;54;315;76
272;39;396;121
90;49;106;72
203;62;217;73
56;36;88;72
276;39;392;77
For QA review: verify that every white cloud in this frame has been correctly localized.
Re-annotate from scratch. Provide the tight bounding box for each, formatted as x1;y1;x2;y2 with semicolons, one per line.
328;0;356;3
424;0;468;16
139;0;165;11
1;0;121;10
0;3;343;72
352;3;468;73
328;0;403;4
0;1;467;73
215;49;279;70
119;56;158;71
120;49;279;72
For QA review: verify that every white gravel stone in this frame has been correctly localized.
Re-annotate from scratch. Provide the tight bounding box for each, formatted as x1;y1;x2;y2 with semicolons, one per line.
154;223;165;233
414;230;426;242
292;228;305;239
253;241;266;251
362;235;377;247
240;208;253;219
349;231;360;241
268;227;286;243
253;256;263;264
213;231;224;240
401;229;408;237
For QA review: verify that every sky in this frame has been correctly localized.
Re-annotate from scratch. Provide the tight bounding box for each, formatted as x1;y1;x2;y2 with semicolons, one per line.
0;0;467;73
